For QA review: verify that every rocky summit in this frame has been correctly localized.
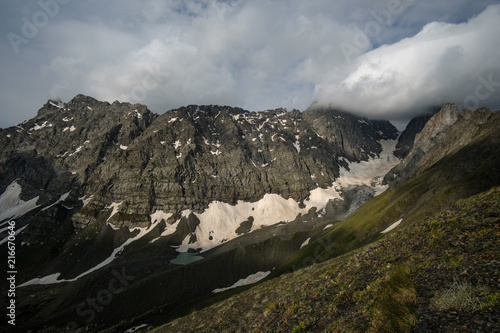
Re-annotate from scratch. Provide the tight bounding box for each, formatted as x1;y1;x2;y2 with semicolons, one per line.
0;96;498;332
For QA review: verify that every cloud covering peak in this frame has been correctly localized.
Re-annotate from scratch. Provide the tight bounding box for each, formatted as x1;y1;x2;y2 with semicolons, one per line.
314;4;500;119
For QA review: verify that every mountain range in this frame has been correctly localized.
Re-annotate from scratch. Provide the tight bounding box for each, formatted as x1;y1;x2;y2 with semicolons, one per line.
0;95;498;332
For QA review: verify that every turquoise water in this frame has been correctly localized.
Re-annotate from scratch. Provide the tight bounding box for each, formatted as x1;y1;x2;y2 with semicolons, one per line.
171;252;204;265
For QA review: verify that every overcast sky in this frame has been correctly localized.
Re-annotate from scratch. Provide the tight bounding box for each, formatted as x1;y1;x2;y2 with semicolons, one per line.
1;0;499;129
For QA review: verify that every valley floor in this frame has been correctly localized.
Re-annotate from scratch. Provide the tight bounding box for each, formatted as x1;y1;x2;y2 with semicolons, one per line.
151;187;500;332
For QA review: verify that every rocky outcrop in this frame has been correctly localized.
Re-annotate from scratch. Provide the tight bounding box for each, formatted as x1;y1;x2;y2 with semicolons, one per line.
385;104;496;185
393;111;436;159
412;103;459;153
0;95;157;242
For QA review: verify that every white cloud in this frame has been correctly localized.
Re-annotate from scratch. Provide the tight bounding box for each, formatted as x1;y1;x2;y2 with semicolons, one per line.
313;4;500;119
32;0;359;113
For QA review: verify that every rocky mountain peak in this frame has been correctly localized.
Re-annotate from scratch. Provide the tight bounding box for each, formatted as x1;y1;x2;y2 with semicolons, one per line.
69;94;101;105
393;106;440;159
412;103;459;153
384;105;496;185
37;99;65;116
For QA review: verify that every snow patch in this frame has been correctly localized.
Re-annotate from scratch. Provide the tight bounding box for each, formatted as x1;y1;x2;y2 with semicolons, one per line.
293;135;301;153
30;121;53;131
212;271;270;293
335;140;400;195
300;237;311;249
106;202;123;225
79;195;93;207
18;273;62;287
0;224;28;246
63;125;76;132
120;145;128;150
68;140;90;157
381;219;402;234
124;324;148;333
150;210;178;237
0;181;39;223
49;101;64;108
177;192;320;253
41;191;71;211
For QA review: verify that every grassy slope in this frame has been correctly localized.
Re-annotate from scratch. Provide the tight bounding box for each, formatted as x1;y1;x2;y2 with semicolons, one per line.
150;186;499;333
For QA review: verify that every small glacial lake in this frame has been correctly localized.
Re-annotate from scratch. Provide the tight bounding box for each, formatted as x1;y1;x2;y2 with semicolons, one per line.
171;252;204;265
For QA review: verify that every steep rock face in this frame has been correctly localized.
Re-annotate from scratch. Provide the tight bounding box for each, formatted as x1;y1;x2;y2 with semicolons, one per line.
0;97;399;270
0;94;156;196
0;95;157;242
385;104;495;184
393;112;435;159
303;108;398;162
412;103;459;153
65;104;398;232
